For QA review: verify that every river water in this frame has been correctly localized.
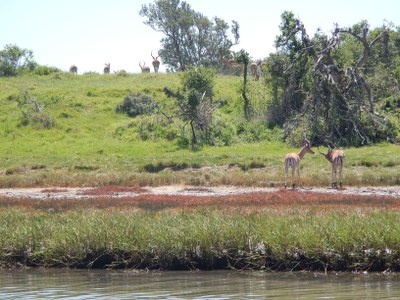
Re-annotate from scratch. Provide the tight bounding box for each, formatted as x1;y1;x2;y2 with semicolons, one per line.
1;269;400;299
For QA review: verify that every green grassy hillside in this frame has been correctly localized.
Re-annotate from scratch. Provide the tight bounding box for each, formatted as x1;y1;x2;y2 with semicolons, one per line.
0;73;399;187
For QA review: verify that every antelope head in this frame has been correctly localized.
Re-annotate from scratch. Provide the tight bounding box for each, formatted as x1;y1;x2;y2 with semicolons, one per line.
302;138;315;154
318;146;334;163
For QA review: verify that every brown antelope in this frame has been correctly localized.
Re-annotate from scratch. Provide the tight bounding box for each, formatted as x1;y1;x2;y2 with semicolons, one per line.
104;63;110;74
222;56;236;67
250;61;257;77
318;146;345;189
69;65;78;74
139;61;150;73
284;138;315;189
114;69;127;76
151;50;160;73
255;61;262;81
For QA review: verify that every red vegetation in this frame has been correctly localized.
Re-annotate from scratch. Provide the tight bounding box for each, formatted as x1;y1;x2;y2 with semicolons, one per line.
1;189;399;212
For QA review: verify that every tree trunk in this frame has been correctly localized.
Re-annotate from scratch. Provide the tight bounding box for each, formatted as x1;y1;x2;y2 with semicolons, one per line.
242;63;250;119
190;120;197;144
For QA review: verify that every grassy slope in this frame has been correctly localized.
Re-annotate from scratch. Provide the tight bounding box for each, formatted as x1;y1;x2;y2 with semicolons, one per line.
0;73;399;187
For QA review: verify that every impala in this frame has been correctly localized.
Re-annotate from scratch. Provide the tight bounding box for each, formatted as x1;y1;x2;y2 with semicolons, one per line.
69;65;78;74
139;61;150;73
222;56;235;66
318;146;345;189
104;63;110;74
284;138;315;189
151;50;160;73
250;61;257;77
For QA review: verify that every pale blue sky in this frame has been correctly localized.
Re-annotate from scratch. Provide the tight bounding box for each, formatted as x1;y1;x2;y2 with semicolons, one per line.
1;0;398;73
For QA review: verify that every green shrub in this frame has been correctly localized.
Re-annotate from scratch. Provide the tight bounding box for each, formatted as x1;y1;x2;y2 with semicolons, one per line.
34;65;61;76
116;93;158;117
30;112;55;129
136;115;178;141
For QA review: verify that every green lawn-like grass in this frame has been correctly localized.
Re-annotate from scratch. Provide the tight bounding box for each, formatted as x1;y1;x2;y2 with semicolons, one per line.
0;72;399;187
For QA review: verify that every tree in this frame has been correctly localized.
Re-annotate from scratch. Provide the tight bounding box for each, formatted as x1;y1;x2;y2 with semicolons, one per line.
139;0;239;71
235;49;251;119
271;12;399;146
163;66;216;145
0;44;36;76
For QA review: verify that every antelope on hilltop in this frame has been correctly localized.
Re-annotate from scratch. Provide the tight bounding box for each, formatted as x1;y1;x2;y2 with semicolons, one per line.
104;63;110;74
69;65;78;74
151;50;160;73
139;61;150;73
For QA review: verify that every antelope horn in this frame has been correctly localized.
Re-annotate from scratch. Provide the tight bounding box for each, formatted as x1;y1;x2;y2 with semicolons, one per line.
318;146;327;156
303;137;311;146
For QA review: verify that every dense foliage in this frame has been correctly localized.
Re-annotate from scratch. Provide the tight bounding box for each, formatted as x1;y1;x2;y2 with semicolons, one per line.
267;12;400;146
0;44;36;76
163;66;217;145
116;93;158;117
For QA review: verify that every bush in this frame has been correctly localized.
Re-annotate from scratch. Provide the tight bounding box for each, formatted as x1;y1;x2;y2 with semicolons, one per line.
136;115;178;141
34;65;61;76
0;44;36;76
116;93;158;117
30;112;55;129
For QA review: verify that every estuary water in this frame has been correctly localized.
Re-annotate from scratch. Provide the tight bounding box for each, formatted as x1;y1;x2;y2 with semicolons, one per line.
1;269;400;299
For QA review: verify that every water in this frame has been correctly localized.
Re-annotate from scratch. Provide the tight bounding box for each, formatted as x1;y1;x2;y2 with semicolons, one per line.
1;269;400;299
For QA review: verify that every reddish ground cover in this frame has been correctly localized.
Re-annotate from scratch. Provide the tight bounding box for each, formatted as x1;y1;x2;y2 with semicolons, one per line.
1;188;399;212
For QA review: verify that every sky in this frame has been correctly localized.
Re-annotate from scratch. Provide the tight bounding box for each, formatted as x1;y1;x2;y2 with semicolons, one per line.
1;0;399;74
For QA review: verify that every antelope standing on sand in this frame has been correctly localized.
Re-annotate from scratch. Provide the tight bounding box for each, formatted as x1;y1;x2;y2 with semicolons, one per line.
284;138;315;189
151;50;160;73
69;65;78;74
104;63;110;74
318;146;345;189
139;61;150;73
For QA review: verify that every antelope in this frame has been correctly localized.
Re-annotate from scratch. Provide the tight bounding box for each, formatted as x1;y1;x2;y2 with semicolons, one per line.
151;50;160;73
318;146;345;189
104;63;110;74
69;65;78;74
254;60;262;81
255;63;262;81
284;138;315;189
222;56;236;67
114;69;127;76
250;61;257;77
139;61;150;73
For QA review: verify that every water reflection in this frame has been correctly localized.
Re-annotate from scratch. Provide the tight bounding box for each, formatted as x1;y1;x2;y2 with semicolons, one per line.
1;269;400;299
